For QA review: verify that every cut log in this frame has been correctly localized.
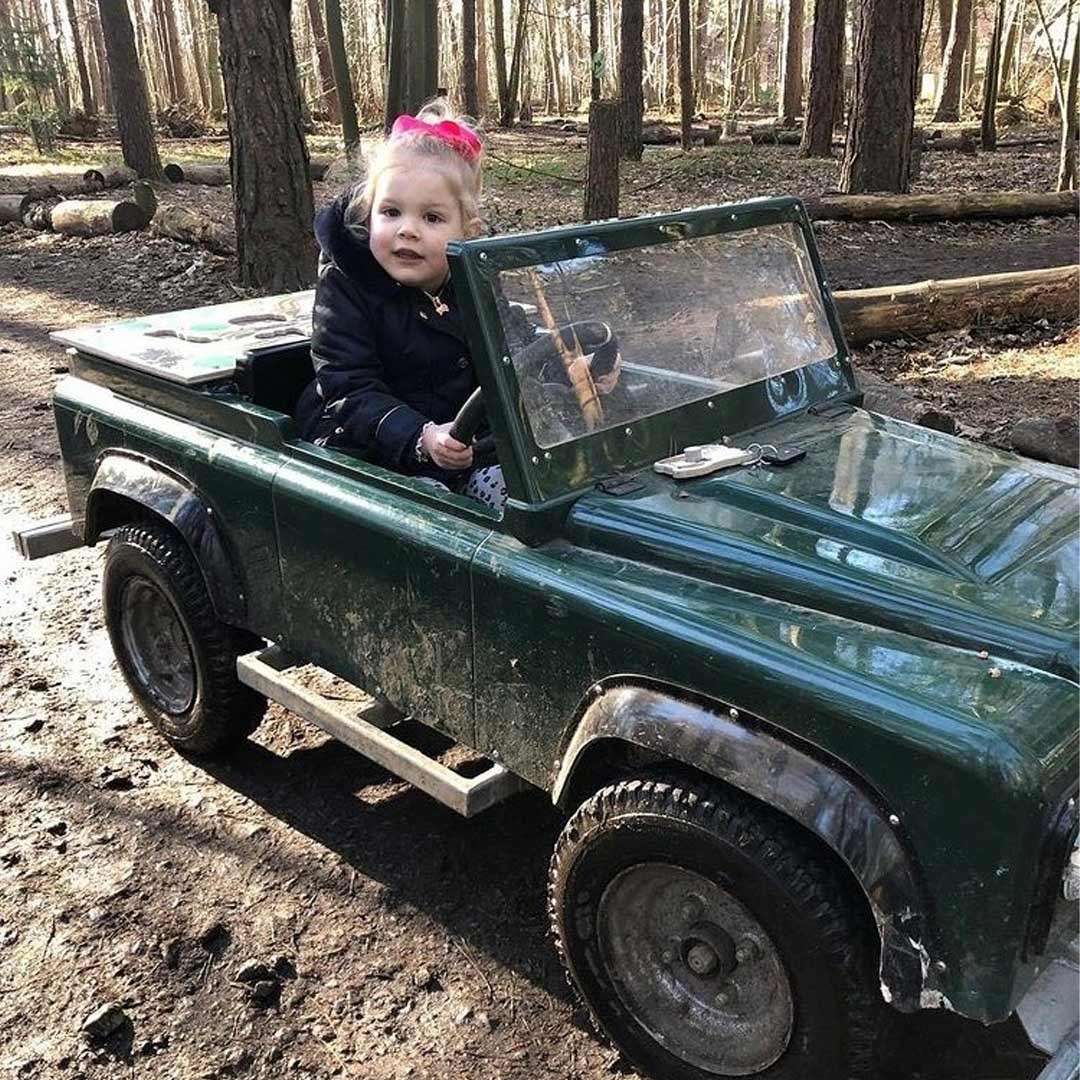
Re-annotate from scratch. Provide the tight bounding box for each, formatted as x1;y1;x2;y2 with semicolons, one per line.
131;181;158;219
150;204;235;254
750;128;807;145
50;199;150;236
919;134;977;153
82;164;137;188
835;265;1079;345
310;156;332;180
805;191;1079;222
163;162;230;185
0;172;104;199
0;194;31;223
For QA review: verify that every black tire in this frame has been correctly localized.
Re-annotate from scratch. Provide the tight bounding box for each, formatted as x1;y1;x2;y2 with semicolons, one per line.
102;521;265;755
548;777;885;1080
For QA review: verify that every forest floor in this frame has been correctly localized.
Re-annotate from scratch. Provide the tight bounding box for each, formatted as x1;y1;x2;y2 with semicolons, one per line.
0;121;1076;1080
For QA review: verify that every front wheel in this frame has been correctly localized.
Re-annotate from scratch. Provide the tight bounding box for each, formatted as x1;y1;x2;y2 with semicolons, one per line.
102;521;265;755
548;777;885;1079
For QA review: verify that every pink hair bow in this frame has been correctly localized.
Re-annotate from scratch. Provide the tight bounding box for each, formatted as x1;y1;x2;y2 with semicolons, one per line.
391;114;483;162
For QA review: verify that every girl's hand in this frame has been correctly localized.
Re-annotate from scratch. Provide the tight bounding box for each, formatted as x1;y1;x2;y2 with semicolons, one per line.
422;422;473;470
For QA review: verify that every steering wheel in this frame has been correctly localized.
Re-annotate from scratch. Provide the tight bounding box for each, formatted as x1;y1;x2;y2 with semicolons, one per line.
448;387;496;459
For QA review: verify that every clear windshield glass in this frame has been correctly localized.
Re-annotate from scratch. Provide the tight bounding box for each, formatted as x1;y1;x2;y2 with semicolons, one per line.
494;222;838;449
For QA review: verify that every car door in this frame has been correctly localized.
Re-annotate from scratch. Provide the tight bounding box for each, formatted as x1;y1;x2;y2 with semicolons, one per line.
272;447;495;748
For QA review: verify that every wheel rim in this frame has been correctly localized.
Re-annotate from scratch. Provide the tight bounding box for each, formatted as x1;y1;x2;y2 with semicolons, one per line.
597;862;794;1076
118;576;196;715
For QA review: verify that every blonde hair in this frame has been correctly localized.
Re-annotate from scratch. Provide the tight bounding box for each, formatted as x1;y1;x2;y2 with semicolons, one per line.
344;99;484;238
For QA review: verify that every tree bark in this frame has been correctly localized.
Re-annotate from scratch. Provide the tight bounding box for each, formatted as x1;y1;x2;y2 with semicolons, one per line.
207;0;316;291
205;4;224;116
186;0;211;109
801;0;845;155
0;194;32;222
804;189;1079;219
51;198;149;234
325;0;358;146
932;0;971;121
159;0;192;102
86;0;111;111
65;0;96;114
778;0;805;126
679;0;693;147
476;0;489;115
835;265;1080;343
1058;23;1079;190
462;0;478;116
619;0;645;158
936;0;951;56
151;203;235;253
724;0;753;134
503;0;527;125
584;99;620;219
492;0;509;122
589;0;600;101
98;0;162;178
840;0;924;193
981;0;1005;148
303;0;340;121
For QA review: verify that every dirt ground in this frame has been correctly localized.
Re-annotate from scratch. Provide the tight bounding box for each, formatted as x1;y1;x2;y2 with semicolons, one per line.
0;125;1075;1080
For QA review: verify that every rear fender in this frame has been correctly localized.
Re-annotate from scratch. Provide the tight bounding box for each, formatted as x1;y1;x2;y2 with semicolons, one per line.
551;682;936;1013
86;452;246;624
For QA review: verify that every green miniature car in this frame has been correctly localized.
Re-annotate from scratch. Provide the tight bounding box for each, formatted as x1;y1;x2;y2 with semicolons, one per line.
19;199;1079;1079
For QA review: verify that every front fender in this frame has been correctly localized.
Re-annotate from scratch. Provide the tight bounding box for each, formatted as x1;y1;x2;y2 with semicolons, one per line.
552;683;935;1013
86;452;246;624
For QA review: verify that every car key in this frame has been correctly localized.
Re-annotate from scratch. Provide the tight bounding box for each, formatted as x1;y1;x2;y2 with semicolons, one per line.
760;445;806;466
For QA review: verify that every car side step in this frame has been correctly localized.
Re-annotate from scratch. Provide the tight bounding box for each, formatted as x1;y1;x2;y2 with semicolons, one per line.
12;515;85;559
236;646;525;818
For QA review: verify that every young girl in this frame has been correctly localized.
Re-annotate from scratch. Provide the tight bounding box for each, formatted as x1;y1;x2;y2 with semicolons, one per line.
295;101;507;509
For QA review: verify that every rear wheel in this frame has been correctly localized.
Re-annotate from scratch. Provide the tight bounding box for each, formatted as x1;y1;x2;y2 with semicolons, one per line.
548;776;885;1079
102;521;265;754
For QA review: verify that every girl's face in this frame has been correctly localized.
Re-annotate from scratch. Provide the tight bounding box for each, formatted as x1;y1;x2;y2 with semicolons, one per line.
368;159;465;293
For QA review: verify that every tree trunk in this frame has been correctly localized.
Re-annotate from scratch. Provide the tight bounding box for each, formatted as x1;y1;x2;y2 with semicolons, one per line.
589;0;600;101
679;0;692;147
326;0;358;145
152;203;235;253
492;0;509;121
801;0;845;155
1058;23;1079;190
936;0;951;56
981;0;1005;148
835;264;1079;343
476;0;489;115
186;0;211;109
804;189;1078;219
724;0;753;133
619;0;645;157
693;0;706;100
840;0;924;192
778;0;805;125
585;98;620;219
205;4;224;116
503;0;527;125
98;0;162;178
462;0;478;116
207;0;316;290
64;0;96;113
933;0;971;120
302;0;339;121
1000;0;1019;95
51;198;150;234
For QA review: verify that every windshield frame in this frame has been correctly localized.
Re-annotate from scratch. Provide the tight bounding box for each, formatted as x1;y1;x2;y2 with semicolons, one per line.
449;198;856;506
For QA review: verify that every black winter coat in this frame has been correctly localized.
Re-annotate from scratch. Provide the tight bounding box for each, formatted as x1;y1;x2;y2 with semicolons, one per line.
295;194;478;482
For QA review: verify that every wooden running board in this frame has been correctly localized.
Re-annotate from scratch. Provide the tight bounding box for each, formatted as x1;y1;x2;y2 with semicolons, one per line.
236;646;525;817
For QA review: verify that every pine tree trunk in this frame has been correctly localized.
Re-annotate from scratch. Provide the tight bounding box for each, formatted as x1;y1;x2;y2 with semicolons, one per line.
801;0;844;154
724;0;752;132
98;0;162;177
585;98;620;218
693;0;706;100
1000;0;1019;95
326;0;358;145
207;0;316;290
503;0;527;124
936;0;951;56
1058;23;1079;190
186;0;211;109
981;0;1004;148
161;0;192;101
619;0;645;157
302;0;340;121
492;0;509;122
65;0;96;113
933;0;971;120
476;0;489;115
205;4;224;115
462;0;478;116
778;0;804;125
679;0;693;145
840;0;924;192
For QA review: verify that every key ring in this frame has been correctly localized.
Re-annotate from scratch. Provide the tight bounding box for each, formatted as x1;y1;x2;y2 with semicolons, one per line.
744;443;779;466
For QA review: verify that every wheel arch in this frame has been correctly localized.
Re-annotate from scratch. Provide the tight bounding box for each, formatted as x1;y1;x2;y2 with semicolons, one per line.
551;680;937;1014
86;452;246;625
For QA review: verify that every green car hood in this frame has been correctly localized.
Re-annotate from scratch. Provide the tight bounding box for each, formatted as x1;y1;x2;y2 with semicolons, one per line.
567;408;1079;682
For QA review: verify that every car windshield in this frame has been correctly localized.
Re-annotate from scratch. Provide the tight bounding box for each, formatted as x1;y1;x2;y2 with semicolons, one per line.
494;222;839;449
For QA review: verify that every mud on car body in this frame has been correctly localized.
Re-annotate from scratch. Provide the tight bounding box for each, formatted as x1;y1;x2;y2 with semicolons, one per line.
19;198;1079;1080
